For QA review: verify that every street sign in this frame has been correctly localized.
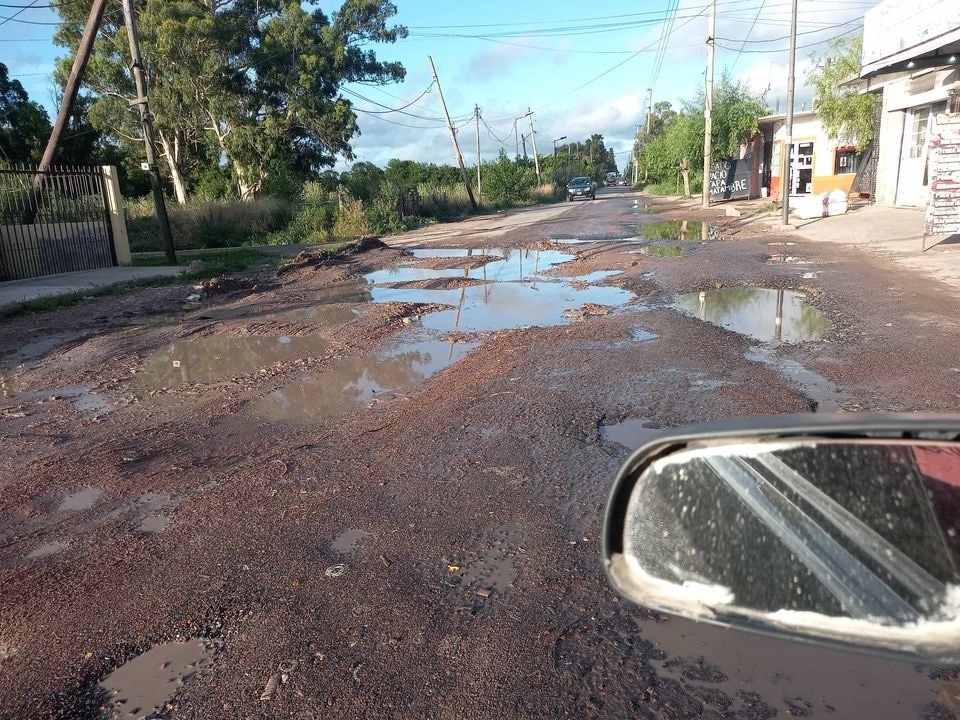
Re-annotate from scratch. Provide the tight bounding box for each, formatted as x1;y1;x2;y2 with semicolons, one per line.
924;114;960;239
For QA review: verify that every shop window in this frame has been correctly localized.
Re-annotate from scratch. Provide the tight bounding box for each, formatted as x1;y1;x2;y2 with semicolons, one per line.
835;147;860;174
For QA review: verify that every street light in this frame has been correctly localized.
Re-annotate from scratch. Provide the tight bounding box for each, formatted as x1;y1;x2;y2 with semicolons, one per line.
552;136;567;155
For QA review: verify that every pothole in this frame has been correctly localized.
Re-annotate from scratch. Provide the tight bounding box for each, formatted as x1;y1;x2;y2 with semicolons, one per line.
746;348;853;412
331;528;371;554
599;418;660;450
674;287;829;343
138;335;331;387
26;541;68;559
251;333;478;423
98;639;212;719
58;487;103;512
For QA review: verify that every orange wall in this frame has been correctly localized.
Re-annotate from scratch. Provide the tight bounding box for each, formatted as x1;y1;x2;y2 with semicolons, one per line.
812;175;855;194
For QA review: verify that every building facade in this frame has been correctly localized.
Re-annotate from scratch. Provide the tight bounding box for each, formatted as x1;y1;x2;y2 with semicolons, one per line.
860;0;960;207
758;112;865;202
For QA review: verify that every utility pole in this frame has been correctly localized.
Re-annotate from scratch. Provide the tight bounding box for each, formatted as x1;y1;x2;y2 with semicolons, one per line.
521;133;528;160
429;55;478;212
701;0;716;209
122;0;176;265
474;104;482;202
22;0;108;224
633;125;640;186
645;88;653;134
781;0;799;226
525;108;542;183
514;120;520;161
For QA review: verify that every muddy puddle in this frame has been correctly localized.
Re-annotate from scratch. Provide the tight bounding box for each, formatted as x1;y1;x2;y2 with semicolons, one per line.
599;418;660;449
33;384;112;414
331;528;371;554
58;487;103;512
99;639;212;719
674;287;829;343
252;334;478;423
138;335;331;387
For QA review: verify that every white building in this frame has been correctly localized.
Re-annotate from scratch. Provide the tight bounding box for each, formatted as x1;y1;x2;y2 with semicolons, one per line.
860;0;960;207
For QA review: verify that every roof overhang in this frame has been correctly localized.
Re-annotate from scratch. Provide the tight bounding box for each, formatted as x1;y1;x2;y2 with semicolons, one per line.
861;31;960;79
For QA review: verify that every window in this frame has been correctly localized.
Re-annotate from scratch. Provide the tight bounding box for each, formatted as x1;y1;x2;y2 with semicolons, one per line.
909;107;931;159
835;147;860;175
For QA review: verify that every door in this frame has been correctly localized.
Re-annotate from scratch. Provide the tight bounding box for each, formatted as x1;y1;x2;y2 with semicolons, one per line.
787;142;814;195
896;106;933;206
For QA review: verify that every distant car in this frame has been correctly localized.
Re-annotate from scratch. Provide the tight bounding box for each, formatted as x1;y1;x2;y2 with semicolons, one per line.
566;177;596;201
617;177;628;186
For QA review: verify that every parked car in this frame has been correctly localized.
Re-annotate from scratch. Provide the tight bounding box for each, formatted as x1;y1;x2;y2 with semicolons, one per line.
566;176;596;201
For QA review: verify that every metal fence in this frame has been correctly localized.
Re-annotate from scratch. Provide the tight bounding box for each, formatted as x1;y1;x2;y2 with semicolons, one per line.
0;164;116;281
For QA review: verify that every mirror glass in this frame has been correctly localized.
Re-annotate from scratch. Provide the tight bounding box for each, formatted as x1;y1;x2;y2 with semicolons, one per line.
618;440;960;657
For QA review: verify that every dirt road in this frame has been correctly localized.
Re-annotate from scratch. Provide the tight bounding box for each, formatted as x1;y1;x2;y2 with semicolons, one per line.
2;188;959;719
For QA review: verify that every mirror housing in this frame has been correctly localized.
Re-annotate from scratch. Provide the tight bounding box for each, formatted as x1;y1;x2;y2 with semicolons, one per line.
603;414;960;662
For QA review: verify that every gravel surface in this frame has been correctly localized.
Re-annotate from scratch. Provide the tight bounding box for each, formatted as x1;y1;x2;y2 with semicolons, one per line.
1;187;959;719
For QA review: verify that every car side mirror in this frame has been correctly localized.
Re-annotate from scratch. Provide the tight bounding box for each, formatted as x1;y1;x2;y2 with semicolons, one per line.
602;414;960;663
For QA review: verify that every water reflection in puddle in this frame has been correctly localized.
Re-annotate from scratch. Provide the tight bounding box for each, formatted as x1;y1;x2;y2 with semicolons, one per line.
600;418;660;449
41;384;112;414
641;220;718;242
252;335;478;423
640;244;683;257
371;282;633;333
99;639;212;719
674;287;828;343
630;327;658;342
139;335;331;386
366;248;573;285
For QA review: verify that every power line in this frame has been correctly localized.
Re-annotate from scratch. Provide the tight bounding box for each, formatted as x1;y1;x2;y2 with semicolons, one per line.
0;0;40;27
342;81;435;115
351;109;447;129
649;0;680;89
716;16;862;44
731;0;766;69
715;23;861;53
340;86;448;122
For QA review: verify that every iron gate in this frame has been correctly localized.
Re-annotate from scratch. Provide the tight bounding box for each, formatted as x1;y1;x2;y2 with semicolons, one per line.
0;164;116;281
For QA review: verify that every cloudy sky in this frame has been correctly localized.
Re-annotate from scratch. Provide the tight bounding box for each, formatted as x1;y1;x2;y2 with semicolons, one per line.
2;0;875;172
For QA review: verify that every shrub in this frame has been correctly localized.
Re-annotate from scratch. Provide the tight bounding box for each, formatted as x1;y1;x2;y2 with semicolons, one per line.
481;153;537;207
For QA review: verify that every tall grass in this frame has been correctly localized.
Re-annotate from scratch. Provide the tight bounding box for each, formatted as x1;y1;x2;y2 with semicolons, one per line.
127;197;295;252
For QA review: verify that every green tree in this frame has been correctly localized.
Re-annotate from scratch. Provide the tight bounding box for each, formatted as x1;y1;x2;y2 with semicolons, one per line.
642;74;766;196
54;0;406;202
810;34;878;148
0;63;52;163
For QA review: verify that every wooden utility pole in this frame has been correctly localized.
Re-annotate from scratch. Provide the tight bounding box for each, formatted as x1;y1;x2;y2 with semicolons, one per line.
428;56;478;212
22;0;108;224
122;0;176;264
514;120;520;160
633;125;640;186
475;104;482;202
781;0;799;225
645;88;653;134
525;108;542;183
701;0;716;209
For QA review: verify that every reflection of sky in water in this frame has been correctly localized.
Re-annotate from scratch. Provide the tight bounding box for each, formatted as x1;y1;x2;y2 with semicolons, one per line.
364;249;574;285
252;337;478;423
674;288;829;343
370;282;634;333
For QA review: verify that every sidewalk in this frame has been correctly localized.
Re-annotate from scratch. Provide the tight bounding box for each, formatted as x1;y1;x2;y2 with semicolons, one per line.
0;265;184;311
747;204;960;294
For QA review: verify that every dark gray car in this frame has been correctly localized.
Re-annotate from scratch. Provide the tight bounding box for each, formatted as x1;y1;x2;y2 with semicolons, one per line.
566;176;595;201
